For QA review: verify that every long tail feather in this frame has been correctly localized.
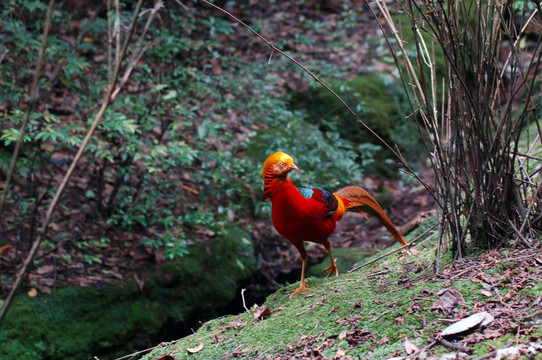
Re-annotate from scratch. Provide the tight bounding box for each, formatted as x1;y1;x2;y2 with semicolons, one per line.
334;186;407;246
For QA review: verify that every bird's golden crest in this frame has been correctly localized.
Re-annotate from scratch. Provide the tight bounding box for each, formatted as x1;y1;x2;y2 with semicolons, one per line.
261;151;295;179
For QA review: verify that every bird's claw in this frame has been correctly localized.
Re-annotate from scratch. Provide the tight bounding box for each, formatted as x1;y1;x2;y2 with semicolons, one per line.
322;261;339;278
289;282;311;298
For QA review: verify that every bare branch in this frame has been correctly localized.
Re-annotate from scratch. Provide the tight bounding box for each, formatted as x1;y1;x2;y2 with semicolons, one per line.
0;0;56;218
0;0;163;324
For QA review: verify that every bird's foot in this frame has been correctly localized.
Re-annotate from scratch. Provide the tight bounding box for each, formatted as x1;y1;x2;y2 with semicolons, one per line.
289;282;311;298
322;261;339;278
398;243;413;255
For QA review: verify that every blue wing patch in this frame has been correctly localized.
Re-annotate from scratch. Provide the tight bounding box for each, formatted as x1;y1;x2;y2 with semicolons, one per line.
298;187;338;218
298;187;314;199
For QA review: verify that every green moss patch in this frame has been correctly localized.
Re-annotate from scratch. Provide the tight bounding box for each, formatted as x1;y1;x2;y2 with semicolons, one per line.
143;220;542;359
0;225;256;360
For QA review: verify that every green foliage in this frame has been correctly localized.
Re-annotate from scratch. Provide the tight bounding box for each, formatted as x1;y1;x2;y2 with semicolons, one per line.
293;72;420;174
512;0;537;11
1;1;397;262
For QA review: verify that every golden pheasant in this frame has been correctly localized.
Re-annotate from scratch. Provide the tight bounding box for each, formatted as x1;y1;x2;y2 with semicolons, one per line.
262;151;407;297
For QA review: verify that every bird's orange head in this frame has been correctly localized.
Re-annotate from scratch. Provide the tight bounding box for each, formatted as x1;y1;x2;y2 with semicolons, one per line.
262;151;299;180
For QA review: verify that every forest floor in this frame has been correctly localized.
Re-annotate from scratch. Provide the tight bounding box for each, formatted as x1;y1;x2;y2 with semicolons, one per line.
142;221;542;360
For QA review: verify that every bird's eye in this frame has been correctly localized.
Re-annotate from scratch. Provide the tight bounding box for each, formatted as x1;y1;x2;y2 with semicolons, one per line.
280;162;285;167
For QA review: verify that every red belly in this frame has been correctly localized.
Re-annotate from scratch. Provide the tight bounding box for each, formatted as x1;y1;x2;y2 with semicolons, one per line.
272;193;337;245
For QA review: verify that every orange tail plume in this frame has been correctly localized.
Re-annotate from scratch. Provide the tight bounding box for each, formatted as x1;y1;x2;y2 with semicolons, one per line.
334;186;407;246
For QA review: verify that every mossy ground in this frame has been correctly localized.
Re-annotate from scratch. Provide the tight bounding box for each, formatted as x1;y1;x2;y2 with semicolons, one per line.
142;217;542;360
0;226;256;360
0;281;163;359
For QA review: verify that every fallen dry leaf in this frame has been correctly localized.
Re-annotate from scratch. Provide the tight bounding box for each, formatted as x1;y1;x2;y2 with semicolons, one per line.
463;332;485;345
480;289;493;297
404;337;420;355
28;288;38;297
436;288;465;314
227;318;247;329
483;328;502;339
343;329;374;345
441;311;494;338
185;342;203;354
35;265;55;275
254;306;272;320
35;285;52;295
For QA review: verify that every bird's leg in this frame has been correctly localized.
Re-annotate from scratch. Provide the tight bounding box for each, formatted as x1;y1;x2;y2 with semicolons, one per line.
322;245;339;278
290;258;311;298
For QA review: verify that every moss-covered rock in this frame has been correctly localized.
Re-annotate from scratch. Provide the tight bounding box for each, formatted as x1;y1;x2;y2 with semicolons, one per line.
141;217;542;360
0;281;163;359
0;225;256;360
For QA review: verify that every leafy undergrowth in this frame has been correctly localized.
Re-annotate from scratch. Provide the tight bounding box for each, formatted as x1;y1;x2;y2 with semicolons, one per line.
0;225;257;360
0;0;405;301
141;219;542;360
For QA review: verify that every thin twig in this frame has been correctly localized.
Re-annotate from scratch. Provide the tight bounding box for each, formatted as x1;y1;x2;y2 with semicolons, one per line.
369;308;393;322
0;0;56;218
0;49;8;64
348;223;437;273
296;301;324;316
410;339;438;358
508;220;533;248
241;288;249;312
449;267;474;280
437;337;470;354
195;0;426;187
517;179;542;239
0;0;163;324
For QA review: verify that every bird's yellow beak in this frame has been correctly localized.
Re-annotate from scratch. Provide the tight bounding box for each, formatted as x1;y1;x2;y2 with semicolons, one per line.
290;163;300;172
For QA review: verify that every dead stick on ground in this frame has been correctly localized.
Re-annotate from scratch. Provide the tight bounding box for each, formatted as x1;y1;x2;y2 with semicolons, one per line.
411;339;437;357
296;302;324;316
348;223;438;273
369;309;393;322
437;337;470;354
